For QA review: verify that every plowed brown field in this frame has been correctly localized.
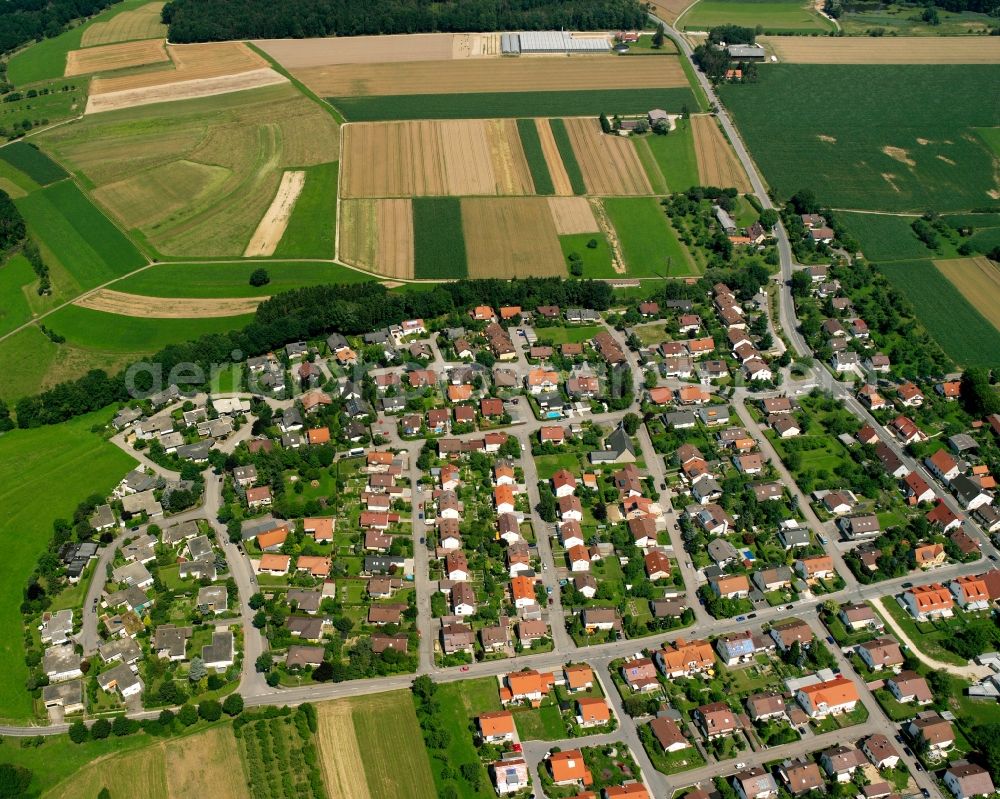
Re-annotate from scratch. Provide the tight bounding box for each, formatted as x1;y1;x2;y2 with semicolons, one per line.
563;117;652;195
548;197;599;234
340;120;533;198
294;56;687;97
338;199;414;279
65;39;168;76
761;35;1000;64
691;115;752;192
462;198;564;278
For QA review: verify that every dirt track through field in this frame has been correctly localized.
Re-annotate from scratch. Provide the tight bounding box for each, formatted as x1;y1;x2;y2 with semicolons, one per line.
315;700;373;799
691;115;752;192
244;170;306;256
82;2;166;46
66;39;168;76
294;56;687;97
462;198;565;278
563;117;652;195
74;289;263;317
934;256;1000;330
340;120;533;198
255;33;456;67
536;119;573;196
548;197;600;234
761;35;1000;63
86;68;288;113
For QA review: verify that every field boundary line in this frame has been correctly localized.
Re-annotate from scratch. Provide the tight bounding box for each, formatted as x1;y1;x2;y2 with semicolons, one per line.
245;40;346;124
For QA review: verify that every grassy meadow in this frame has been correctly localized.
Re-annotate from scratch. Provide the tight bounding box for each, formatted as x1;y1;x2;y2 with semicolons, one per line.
413;197;467;279
0;142;68;185
561;233;615;278
605;197;698;277
718;65;1000;212
272;162;339;259
681;0;835;31
0;254;37;337
0;409;136;720
635;119;699;193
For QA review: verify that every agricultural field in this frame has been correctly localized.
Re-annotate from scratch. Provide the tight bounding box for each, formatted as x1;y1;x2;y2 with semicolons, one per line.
244;170;306;257
838;211;932;261
332;88;698;122
650;0;697;24
879;259;1000;367
761;35;1000;64
635;119;700;192
256;32;458;67
690;115;752;192
271;162;339;258
562;116;653;195
462;198;566;278
0;255;36;337
0;80;88;143
533;119;574;196
74;289;262;318
0;409;135;720
339;119;534;198
39;83;339;257
840;3;998;36
548;197;601;235
236;708;325;799
299;56;687;98
549;118;587;195
933;257;1000;331
718;65;1000;211
64;38;169;77
517;118;556;196
413;197;467;279
605;197;698;277
111;261;371;297
680;0;835;32
81;1;167;46
339;199;415;279
0;141;68;185
315;692;437;799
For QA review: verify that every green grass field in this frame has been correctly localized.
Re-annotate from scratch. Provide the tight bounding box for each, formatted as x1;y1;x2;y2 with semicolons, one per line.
0;159;41;196
0;141;68;185
0;79;89;143
413;197;467;279
350;692;438;799
16;179;146;291
841;3;997;35
516;118;555;196
561;233;615;278
0;408;136;720
0;326;60;402
632;138;669;194
549;118;586;196
330;88;698;122
513;704;567;740
112;261;373;297
681;0;835;32
536;324;604;346
718;65;1000;212
879;259;1000;367
433;683;496;799
0;254;37;337
605;197;698;277
45;305;254;352
271;162;338;259
638;120;699;193
534;453;584;480
839;212;931;262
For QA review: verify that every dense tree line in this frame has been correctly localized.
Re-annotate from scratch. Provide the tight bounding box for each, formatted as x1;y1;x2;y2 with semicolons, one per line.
162;0;647;42
0;189;26;251
14;277;613;428
0;0;117;59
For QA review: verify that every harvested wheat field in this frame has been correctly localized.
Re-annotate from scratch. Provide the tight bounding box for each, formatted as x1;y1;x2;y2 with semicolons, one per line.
339;199;414;279
75;289;264;317
316;699;374;799
691;115;752;192
245;170;306;256
44;747;168;799
66;38;168;76
548;197;600;234
536;119;574;196
340;120;533;198
87;68;287;113
164;726;246;799
255;33;456;68
462;198;565;278
82;1;167;46
935;256;1000;330
650;0;695;23
761;35;1000;64
563;117;652;195
294;56;686;97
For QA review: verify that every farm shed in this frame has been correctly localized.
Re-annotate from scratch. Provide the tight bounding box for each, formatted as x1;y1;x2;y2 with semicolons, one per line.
502;31;611;55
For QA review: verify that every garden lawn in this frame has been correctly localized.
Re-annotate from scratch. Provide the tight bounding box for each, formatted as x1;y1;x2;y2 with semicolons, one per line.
605;197;697;277
44;305;254;352
513;703;568;740
636;119;699;193
0;408;136;720
718;65;1000;212
879;259;1000;367
331;88;698;122
534;453;584;480
413;197;467;279
272;162;338;258
432;683;496;799
561;233;614;278
535;325;603;345
112;261;373;297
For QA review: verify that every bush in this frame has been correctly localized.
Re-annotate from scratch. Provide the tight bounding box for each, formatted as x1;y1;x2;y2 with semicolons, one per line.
198;699;223;722
223;693;245;716
90;718;111;740
178;703;198;726
0;764;32;799
249;268;270;287
68;720;89;743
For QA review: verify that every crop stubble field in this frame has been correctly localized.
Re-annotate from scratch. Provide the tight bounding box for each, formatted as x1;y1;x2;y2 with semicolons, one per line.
761;36;1000;64
933;257;1000;331
339;199;415;279
80;1;167;47
690;115;753;192
535;119;574;195
462;198;565;278
340;119;533;198
65;38;168;76
41;84;339;256
563;117;653;195
548;197;600;234
74;289;264;318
